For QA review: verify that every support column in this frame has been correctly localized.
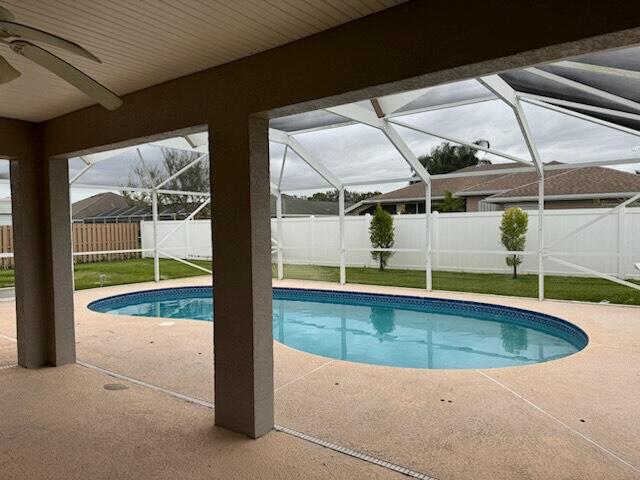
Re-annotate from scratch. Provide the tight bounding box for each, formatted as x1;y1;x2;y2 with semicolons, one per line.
11;155;75;367
210;115;273;438
339;188;346;284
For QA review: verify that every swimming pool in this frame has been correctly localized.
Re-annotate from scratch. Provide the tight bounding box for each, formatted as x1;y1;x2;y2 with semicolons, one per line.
89;287;587;369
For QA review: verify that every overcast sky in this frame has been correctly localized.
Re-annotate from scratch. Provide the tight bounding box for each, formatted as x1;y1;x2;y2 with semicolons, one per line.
271;99;640;196
1;92;638;203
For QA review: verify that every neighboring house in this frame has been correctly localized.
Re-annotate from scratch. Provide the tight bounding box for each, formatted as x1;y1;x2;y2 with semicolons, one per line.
269;193;342;217
72;192;200;223
348;163;640;214
0;197;11;225
71;192;128;221
72;191;338;223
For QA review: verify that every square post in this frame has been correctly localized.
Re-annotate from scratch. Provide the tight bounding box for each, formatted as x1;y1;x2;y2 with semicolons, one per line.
210;115;274;438
11;155;75;367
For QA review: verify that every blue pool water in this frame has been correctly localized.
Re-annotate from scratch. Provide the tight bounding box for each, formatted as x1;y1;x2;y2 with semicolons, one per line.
89;287;587;369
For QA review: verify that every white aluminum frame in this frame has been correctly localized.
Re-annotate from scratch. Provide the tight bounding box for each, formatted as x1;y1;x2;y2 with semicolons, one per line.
269;70;640;299
67;144;213;284
24;62;635;298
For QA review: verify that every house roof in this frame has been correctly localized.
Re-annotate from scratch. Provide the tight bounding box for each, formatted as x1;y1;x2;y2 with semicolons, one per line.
487;166;640;202
369;174;502;202
72;192;129;218
72;192;204;221
73;191;338;220
270;194;341;216
359;163;640;207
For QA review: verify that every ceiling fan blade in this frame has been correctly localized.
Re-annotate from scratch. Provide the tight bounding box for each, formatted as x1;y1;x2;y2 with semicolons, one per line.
10;41;122;111
0;21;101;63
0;54;20;83
0;6;14;21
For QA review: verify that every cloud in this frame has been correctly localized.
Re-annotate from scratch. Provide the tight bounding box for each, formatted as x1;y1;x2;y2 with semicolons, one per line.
271;99;640;195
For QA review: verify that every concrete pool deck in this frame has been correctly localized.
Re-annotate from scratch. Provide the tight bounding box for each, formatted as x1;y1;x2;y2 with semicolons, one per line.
0;277;639;479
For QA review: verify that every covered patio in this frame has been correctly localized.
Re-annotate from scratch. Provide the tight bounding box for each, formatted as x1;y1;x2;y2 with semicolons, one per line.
1;277;639;479
1;1;640;479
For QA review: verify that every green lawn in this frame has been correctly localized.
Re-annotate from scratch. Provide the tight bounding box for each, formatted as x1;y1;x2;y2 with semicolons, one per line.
0;258;213;290
72;258;212;290
279;264;640;306
0;258;637;305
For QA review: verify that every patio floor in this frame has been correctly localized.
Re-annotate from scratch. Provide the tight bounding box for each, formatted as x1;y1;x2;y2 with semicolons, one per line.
0;277;639;479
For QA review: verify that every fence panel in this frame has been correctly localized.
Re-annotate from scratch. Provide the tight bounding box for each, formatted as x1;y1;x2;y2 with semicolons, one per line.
140;220;212;260
0;225;12;269
72;223;141;264
0;222;141;269
138;208;640;279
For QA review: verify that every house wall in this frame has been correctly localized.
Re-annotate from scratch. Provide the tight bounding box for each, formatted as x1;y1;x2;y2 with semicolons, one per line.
356;197;635;215
465;196;485;212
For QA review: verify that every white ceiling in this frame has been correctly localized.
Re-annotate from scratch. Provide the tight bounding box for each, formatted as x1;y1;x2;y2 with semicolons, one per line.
0;0;403;122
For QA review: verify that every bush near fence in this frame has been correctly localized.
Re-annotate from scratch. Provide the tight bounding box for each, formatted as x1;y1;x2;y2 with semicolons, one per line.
0;223;141;269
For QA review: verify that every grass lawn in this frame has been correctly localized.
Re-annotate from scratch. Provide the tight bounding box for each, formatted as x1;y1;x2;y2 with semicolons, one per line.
72;258;212;290
0;258;213;290
279;264;640;306
0;258;637;305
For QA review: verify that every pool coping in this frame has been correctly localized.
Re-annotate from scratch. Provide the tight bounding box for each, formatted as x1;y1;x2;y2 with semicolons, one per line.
87;284;589;364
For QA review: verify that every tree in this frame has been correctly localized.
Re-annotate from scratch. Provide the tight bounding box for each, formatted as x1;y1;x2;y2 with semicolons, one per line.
433;191;465;212
500;207;528;279
123;148;210;217
303;190;381;203
501;324;528;354
417;139;490;176
369;205;395;270
369;306;396;340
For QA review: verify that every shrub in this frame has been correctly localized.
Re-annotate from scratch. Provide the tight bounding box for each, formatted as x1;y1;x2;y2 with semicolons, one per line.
369;205;395;271
500;207;528;279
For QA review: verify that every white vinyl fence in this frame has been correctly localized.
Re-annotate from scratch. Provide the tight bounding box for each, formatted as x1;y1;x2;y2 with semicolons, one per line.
142;207;640;279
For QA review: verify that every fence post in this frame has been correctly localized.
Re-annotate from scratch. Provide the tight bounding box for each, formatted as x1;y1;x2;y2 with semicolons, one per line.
432;211;439;271
339;189;346;285
364;213;371;267
618;206;625;279
308;215;314;266
276;192;284;280
425;182;432;291
185;218;191;260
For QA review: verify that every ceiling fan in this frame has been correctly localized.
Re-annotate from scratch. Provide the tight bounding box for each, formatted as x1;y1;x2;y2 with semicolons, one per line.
0;5;123;110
